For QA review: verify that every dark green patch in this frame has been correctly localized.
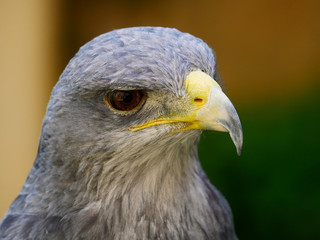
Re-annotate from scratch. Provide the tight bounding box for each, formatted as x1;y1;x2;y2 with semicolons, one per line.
199;85;320;240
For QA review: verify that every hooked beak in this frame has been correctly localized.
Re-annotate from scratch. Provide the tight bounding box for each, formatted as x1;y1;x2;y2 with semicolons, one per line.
130;70;243;155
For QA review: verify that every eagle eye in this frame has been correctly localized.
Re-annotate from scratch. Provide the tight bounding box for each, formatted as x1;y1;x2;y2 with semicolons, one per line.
106;90;145;111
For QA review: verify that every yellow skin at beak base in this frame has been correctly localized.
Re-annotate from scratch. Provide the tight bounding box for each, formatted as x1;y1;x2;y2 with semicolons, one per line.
130;71;223;132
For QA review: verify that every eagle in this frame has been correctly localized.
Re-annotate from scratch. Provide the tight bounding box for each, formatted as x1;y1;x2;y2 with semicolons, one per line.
0;27;242;240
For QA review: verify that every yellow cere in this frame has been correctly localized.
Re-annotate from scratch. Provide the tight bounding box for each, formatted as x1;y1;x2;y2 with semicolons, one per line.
130;70;222;132
184;70;221;108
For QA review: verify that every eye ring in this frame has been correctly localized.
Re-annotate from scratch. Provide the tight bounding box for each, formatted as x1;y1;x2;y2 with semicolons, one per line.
105;90;146;112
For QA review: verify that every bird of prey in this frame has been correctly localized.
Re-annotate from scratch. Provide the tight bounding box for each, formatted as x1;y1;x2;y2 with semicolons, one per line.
0;27;242;240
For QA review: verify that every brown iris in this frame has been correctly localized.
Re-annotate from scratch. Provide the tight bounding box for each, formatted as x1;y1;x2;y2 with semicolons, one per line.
106;90;145;111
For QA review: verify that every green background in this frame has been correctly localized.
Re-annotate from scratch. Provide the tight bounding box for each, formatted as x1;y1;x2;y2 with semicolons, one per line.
200;83;320;239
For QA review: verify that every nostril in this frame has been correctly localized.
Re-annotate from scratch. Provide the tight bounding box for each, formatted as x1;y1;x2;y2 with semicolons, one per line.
194;98;203;103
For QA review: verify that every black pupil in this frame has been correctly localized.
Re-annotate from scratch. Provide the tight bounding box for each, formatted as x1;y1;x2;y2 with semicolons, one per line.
122;92;133;103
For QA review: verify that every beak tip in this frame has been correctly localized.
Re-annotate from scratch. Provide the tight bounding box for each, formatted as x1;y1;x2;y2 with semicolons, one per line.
229;129;243;156
236;145;242;156
227;122;243;156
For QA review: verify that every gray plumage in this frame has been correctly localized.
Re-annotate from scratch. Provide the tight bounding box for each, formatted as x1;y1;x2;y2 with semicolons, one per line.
0;27;238;239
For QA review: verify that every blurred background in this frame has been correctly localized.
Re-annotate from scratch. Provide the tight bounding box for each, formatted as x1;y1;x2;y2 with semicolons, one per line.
0;0;319;239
